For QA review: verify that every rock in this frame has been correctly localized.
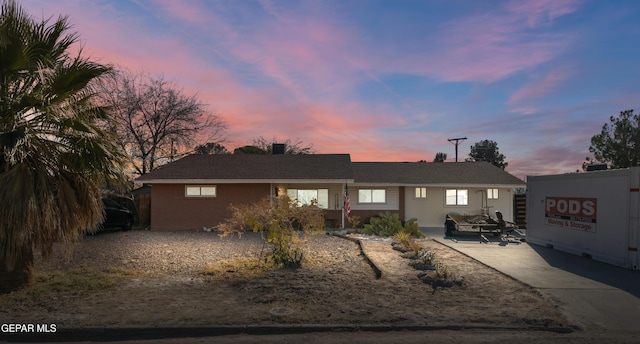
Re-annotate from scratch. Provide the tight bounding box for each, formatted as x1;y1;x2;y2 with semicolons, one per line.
391;242;410;253
409;260;436;270
401;251;419;259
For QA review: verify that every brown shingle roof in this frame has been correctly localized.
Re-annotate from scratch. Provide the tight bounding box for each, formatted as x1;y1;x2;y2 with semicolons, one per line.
136;155;525;186
352;161;525;186
136;154;353;182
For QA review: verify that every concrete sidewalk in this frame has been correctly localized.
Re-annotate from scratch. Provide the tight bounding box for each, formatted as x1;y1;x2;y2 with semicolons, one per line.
421;227;640;333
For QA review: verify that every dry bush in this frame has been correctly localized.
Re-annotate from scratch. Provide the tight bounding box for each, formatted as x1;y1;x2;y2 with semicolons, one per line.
217;196;325;268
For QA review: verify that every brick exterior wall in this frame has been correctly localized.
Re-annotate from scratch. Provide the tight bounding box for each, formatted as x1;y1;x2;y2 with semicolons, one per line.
149;184;409;231
150;183;271;230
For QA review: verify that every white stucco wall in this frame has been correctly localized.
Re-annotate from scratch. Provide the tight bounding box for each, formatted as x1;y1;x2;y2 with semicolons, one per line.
350;186;400;211
405;186;515;227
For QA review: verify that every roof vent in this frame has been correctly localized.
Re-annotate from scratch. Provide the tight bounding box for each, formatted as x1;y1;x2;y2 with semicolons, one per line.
272;143;286;154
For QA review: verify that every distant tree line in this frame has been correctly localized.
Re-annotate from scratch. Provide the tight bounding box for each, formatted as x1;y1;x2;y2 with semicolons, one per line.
431;140;508;170
201;136;315;155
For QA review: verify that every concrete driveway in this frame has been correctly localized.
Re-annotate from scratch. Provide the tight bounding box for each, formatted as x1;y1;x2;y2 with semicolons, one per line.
421;227;640;334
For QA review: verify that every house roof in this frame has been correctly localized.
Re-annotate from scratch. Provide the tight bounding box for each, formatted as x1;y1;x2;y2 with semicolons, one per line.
351;161;525;186
136;154;354;183
136;154;525;187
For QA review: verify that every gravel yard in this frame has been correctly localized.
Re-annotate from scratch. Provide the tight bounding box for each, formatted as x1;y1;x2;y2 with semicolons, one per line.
2;229;570;332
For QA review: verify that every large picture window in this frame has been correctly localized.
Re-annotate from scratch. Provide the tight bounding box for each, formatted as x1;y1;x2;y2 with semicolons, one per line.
445;189;468;205
359;189;386;203
286;189;329;209
185;185;216;197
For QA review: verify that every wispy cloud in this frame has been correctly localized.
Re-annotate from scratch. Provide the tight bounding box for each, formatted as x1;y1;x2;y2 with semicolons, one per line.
392;0;579;83
508;69;574;105
19;0;640;178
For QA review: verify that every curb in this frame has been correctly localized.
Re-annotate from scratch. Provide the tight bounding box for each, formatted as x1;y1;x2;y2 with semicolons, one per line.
1;324;575;342
329;233;382;279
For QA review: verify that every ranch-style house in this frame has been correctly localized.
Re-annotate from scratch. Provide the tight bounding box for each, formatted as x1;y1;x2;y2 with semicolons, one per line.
135;153;525;230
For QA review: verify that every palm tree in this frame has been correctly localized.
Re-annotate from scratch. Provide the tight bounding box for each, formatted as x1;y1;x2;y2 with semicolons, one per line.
0;1;126;293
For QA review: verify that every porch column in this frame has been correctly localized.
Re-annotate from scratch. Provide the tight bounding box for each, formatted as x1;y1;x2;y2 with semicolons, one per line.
270;183;274;206
341;182;345;229
342;182;350;229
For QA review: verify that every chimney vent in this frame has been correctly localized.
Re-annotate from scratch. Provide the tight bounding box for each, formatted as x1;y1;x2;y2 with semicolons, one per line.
272;143;286;154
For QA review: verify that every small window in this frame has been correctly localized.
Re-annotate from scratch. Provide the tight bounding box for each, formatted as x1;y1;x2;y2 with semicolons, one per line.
487;188;499;199
415;187;427;198
446;189;468;205
185;186;216;197
359;189;386;203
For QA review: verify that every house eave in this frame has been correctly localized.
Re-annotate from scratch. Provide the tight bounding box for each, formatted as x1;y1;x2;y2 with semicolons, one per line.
137;178;355;184
351;182;525;188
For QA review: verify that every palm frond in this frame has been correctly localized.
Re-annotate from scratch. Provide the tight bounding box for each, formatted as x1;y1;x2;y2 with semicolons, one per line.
0;0;125;271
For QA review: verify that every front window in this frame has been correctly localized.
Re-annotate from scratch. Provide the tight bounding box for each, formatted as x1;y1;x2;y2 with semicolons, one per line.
487;188;499;199
287;189;328;209
185;185;216;197
415;187;427;198
446;189;468;205
359;189;386;203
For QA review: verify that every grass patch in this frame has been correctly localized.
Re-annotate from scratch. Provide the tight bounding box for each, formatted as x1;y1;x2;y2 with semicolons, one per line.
199;254;333;278
0;267;140;303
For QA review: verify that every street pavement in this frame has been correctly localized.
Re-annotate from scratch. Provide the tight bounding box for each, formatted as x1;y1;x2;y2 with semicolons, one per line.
420;226;640;333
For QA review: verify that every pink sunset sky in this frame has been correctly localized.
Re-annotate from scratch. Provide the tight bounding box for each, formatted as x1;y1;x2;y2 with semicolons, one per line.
21;0;640;180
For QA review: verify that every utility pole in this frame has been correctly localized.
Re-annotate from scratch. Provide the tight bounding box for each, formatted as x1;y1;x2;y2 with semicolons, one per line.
447;137;467;162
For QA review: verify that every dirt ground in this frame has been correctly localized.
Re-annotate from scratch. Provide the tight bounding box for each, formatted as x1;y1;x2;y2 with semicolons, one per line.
0;230;584;342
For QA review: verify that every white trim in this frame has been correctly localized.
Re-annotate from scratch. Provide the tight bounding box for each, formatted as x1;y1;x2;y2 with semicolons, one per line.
415;187;427;198
185;185;217;197
445;188;469;206
357;188;387;204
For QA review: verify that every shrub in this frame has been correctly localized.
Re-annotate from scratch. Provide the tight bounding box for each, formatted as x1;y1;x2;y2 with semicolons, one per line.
418;250;437;267
435;263;448;278
403;218;425;238
217;196;325;268
408;241;422;255
409;250;437;270
364;213;425;238
393;231;412;248
347;215;361;228
364;212;403;236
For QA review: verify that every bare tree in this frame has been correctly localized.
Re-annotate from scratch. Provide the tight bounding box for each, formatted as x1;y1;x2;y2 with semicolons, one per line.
251;136;315;154
96;70;226;175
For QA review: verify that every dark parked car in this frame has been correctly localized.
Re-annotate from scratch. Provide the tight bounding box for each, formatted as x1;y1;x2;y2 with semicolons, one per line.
101;197;134;231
